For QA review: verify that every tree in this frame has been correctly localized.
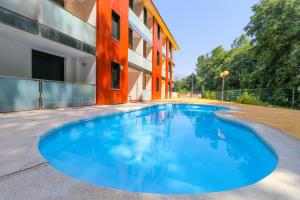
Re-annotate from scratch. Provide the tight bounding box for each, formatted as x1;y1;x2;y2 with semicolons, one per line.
245;0;300;89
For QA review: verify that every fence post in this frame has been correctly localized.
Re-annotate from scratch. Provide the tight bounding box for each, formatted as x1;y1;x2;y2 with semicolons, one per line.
292;88;295;109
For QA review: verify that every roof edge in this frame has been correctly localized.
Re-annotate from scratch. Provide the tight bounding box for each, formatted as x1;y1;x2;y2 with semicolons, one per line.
143;0;180;51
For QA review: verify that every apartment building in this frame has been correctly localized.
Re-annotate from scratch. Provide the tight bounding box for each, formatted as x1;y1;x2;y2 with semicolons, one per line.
0;0;179;112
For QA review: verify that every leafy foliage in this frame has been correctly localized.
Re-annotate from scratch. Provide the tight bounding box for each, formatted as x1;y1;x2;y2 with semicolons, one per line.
236;92;266;105
203;91;217;100
176;0;300;108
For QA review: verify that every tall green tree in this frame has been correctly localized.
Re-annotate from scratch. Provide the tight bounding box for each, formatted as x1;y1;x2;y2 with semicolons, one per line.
245;0;300;89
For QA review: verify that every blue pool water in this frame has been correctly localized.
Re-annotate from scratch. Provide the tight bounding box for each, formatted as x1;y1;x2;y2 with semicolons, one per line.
39;104;277;194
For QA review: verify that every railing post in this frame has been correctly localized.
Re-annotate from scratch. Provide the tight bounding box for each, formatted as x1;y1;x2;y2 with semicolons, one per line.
39;80;42;109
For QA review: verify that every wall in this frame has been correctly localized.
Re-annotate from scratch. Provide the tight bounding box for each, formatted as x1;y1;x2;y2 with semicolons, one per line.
0;34;31;78
128;68;143;101
0;31;95;84
165;38;172;98
65;0;97;26
96;0;129;104
151;19;162;100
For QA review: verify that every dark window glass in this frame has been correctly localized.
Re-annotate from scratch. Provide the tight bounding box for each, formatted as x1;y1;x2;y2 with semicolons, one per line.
157;51;160;66
32;50;64;82
143;41;147;58
129;28;133;49
169;42;172;57
143;73;147;89
168;62;172;72
143;8;148;25
156;78;159;92
129;0;134;10
111;62;120;89
51;0;64;7
157;25;161;39
112;11;120;41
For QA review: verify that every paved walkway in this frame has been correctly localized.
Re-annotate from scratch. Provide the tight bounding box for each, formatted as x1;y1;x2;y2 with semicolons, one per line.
0;103;300;200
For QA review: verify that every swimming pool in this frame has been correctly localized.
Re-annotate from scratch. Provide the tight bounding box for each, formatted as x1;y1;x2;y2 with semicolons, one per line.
39;104;277;195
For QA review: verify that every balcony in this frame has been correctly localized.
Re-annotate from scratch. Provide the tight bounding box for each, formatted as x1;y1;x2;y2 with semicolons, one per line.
128;48;152;72
162;45;167;57
129;9;153;46
39;0;96;47
0;0;96;53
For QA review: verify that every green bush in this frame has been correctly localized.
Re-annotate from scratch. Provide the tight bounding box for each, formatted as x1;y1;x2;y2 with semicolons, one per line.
203;91;217;100
269;89;289;107
178;89;190;94
236;92;266;106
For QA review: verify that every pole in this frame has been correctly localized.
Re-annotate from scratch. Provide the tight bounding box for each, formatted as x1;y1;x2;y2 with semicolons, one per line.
222;78;225;102
192;74;194;95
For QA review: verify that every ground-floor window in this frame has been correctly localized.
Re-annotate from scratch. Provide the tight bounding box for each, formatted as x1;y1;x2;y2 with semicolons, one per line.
32;50;64;81
111;62;120;89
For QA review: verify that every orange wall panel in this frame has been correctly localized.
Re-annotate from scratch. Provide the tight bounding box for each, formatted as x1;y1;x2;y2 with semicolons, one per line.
152;19;163;100
96;0;129;105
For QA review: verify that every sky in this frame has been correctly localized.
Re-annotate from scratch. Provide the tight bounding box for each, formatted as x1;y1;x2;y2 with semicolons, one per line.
153;0;260;78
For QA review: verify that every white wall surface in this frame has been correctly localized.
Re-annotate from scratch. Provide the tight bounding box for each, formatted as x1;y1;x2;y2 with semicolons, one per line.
0;32;95;84
0;34;32;78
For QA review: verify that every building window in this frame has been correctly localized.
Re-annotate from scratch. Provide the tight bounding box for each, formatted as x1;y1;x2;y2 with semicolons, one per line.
157;25;161;39
129;28;133;49
143;73;147;89
143;7;148;25
129;0;134;10
168;62;172;72
143;41;147;58
51;0;64;7
111;62;120;89
169;42;172;57
156;78;159;92
32;50;64;82
112;11;120;41
157;51;160;66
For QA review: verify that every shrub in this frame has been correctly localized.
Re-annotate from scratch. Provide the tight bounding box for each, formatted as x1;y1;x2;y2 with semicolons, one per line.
236;92;266;106
203;91;217;100
269;89;289;107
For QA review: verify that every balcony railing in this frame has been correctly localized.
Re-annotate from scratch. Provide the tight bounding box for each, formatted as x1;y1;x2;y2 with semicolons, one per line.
39;0;96;46
128;49;152;72
0;0;96;47
129;9;153;46
0;0;37;19
0;76;96;112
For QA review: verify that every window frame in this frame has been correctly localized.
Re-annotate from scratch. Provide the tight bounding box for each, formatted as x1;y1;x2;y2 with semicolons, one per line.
112;10;120;41
156;51;160;66
143;40;147;58
157;25;161;39
111;62;121;90
129;28;133;49
143;7;148;25
129;0;134;10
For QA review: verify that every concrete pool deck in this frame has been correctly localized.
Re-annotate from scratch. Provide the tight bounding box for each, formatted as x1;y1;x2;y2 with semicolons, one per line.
0;103;300;200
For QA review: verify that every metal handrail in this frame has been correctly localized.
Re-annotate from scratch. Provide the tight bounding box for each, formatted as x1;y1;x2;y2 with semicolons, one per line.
0;75;96;86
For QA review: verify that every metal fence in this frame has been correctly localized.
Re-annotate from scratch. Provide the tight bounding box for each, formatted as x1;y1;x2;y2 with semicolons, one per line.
0;76;96;112
215;88;299;109
178;88;300;109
